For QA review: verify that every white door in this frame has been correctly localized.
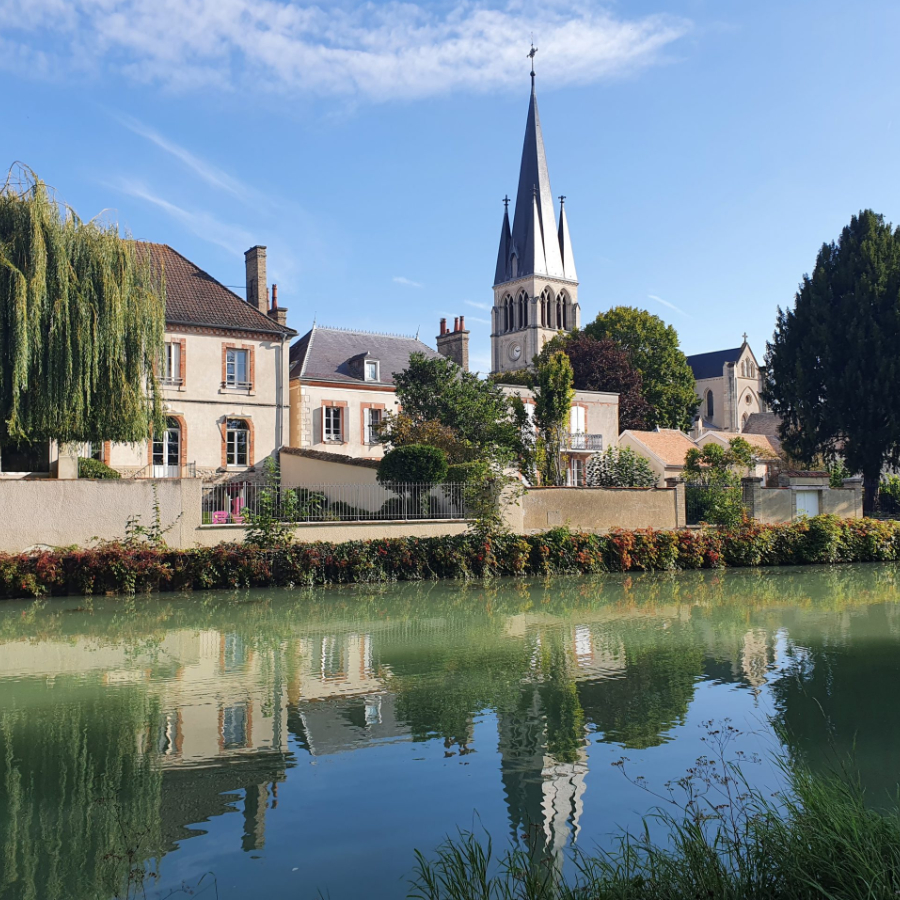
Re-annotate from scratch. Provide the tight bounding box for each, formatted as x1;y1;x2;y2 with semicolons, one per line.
796;490;820;518
152;423;180;478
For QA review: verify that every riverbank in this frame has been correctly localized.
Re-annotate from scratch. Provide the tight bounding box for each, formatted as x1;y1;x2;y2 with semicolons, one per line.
409;757;900;900
1;515;898;600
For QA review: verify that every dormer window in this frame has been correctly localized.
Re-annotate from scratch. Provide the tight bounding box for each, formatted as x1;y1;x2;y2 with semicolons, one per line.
365;360;379;382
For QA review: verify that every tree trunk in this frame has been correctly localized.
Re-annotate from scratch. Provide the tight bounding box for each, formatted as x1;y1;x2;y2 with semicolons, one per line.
863;466;880;517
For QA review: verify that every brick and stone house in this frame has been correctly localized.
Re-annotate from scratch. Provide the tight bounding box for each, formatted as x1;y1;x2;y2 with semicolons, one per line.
288;324;448;460
104;244;296;479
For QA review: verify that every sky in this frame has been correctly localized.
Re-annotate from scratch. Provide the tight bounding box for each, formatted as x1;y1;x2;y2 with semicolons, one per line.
2;0;899;374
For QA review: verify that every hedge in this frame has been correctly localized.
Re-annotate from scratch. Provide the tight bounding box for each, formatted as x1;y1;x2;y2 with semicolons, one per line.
1;515;899;600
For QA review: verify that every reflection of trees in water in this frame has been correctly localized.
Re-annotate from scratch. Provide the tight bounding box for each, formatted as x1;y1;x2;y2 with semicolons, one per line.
1;564;899;895
0;690;163;900
578;641;705;749
770;601;900;805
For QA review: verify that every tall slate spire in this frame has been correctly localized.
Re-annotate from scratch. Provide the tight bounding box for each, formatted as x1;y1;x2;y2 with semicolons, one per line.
508;78;565;280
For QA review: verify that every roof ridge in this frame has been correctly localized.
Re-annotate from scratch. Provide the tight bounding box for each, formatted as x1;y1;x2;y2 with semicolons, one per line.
317;325;420;340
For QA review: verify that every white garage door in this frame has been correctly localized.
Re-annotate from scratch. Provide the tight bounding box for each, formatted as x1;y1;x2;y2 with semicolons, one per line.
796;490;820;518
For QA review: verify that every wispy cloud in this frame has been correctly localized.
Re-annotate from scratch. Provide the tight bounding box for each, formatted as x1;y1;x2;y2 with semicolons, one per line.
1;1;692;101
647;294;691;318
108;178;254;255
466;316;491;325
464;300;492;311
114;114;248;199
394;276;423;288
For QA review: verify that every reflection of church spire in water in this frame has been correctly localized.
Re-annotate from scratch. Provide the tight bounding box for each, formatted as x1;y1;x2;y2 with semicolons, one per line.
496;654;589;862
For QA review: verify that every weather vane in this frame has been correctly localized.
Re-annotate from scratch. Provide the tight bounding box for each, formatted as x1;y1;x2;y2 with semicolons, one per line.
528;40;538;80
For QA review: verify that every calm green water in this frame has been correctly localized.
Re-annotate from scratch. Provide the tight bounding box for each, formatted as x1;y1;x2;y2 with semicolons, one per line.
1;566;900;899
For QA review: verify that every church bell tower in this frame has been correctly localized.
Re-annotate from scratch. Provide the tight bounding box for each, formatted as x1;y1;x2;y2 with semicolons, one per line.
491;57;580;375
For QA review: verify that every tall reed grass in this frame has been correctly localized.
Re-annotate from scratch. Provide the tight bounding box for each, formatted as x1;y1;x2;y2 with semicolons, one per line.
409;747;900;899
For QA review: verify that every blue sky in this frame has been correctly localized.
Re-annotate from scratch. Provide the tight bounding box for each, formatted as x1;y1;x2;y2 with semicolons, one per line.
2;0;898;373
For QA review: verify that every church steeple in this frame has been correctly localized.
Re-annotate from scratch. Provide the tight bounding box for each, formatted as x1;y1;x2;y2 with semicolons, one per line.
490;55;580;376
501;75;565;282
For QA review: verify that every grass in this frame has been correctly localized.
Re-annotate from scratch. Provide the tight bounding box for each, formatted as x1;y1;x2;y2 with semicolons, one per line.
408;732;900;900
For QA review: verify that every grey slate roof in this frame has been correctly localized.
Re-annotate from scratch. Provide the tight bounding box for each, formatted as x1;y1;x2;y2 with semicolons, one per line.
742;412;781;437
289;325;442;384
494;79;574;285
140;243;296;336
686;347;743;380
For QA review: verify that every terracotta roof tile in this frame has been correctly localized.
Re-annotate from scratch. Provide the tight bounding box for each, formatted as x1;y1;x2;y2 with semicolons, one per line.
626;430;697;466
139;243;296;337
714;431;782;457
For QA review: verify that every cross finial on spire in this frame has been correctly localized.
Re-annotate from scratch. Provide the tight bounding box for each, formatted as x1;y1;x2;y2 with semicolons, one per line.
528;40;538;83
503;195;510;210
742;332;748;343
559;195;566;207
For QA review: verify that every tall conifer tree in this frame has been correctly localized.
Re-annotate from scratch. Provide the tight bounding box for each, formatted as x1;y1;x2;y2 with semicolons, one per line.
766;210;900;513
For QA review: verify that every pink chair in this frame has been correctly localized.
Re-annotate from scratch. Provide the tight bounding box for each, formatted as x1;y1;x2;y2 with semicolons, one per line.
212;511;229;525
231;497;246;524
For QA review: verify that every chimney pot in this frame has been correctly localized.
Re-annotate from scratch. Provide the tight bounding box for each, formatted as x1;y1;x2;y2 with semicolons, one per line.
440;317;447;335
453;316;459;332
272;284;278;309
459;315;465;331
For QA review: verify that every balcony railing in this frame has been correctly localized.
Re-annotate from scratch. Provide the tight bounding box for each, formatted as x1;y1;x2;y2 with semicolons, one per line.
566;434;604;452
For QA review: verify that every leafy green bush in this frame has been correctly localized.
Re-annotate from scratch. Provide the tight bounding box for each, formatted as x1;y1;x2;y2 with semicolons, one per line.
445;461;489;484
585;446;656;488
77;457;120;479
2;515;899;600
378;444;448;485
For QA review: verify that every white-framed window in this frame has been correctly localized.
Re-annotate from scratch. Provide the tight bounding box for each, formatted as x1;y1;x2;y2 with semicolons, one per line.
365;360;379;382
226;418;249;466
569;406;586;434
225;348;249;388
568;458;585;487
163;341;182;384
365;408;383;444
324;406;343;442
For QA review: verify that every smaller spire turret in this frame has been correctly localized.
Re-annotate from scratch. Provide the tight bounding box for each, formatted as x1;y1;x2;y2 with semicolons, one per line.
558;196;577;282
494;198;512;286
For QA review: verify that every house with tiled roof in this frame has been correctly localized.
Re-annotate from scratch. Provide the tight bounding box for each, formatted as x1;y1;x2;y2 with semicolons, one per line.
102;244;296;479
686;338;767;434
618;429;698;487
695;430;783;481
288;322;452;459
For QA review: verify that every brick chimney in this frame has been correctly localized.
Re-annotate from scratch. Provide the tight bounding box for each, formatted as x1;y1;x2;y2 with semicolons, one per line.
244;245;267;314
267;283;289;327
436;315;469;372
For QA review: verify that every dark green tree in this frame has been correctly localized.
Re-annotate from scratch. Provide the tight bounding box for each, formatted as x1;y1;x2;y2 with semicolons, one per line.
0;166;165;445
766;210;900;514
386;353;521;465
539;331;651;430
584;306;698;430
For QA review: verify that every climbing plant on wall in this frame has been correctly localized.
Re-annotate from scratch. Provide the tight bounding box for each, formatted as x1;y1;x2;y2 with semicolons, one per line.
0;164;165;445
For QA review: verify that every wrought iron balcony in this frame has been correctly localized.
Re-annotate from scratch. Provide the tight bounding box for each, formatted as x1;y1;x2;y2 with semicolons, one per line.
566;434;604;452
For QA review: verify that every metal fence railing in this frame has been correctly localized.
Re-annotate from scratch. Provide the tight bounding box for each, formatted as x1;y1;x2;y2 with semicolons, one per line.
202;482;469;525
685;484;746;526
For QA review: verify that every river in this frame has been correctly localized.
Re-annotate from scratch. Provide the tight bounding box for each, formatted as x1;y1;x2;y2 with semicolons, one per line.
1;565;899;899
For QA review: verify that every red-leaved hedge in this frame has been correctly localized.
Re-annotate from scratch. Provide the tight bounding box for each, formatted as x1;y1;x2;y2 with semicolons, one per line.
1;515;898;600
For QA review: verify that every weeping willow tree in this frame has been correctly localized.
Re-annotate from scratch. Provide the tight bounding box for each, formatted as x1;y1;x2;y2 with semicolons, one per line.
0;164;165;445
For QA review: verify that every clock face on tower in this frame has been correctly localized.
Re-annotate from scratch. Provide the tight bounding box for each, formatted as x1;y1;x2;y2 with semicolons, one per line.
508;343;522;362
